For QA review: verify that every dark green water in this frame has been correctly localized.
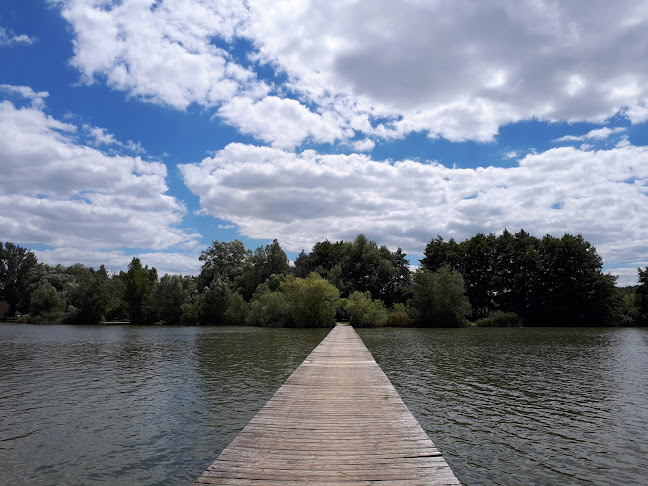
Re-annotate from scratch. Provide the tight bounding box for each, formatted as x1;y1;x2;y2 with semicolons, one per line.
1;324;646;485
358;327;648;486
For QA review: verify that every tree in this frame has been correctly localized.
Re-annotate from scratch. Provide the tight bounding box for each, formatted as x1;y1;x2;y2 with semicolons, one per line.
237;239;290;299
293;250;313;278
281;273;340;327
422;236;461;272
196;279;231;324
459;233;496;318
246;286;293;327
151;274;187;324
534;234;617;326
65;265;113;324
122;258;158;325
225;292;249;325
296;235;412;306
410;266;471;327
0;242;38;315
636;267;648;325
29;282;65;316
198;240;251;290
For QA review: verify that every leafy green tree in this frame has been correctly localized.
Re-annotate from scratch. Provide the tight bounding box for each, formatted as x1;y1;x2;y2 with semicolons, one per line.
535;234;617;326
246;286;293;327
122;258;158;325
104;275;128;321
237;239;290;299
65;265;113;324
197;279;231;324
225;292;249;325
492;229;540;320
29;282;65;316
295;235;411;306
293;250;313;278
183;279;248;325
410;266;471;327
460;233;496;318
0;242;38;315
422;236;461;272
281;273;340;327
421;231;619;325
344;291;388;327
198;240;251;290
151;274;187;324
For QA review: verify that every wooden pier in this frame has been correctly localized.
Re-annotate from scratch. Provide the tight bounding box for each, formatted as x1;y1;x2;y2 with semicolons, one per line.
195;325;461;485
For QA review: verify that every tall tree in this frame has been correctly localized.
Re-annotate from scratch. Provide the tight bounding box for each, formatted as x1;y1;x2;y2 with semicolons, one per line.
237;239;291;299
410;266;471;327
65;264;113;324
122;258;158;324
151;274;187;325
198;240;251;290
535;234;617;326
0;242;38;315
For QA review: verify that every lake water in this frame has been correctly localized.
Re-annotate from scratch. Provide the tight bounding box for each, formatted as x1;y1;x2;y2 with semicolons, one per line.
1;324;646;485
358;327;648;485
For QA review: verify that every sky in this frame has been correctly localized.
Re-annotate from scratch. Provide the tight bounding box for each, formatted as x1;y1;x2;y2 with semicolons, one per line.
1;0;647;285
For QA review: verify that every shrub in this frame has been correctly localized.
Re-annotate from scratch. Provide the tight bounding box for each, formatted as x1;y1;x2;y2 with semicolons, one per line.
475;311;522;327
386;311;411;327
281;273;339;327
345;291;387;327
225;293;249;325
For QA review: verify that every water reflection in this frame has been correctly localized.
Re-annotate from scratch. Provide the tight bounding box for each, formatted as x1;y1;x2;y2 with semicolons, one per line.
358;327;648;486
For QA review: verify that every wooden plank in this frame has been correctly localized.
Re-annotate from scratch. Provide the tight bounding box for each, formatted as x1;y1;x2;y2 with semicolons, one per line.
194;325;461;485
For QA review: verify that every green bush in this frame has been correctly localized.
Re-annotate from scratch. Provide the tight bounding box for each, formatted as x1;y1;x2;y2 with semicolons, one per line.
475;311;522;327
345;291;387;327
225;293;249;325
281;273;339;327
386;311;411;327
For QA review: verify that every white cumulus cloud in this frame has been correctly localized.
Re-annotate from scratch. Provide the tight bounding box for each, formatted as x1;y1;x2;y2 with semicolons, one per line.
181;142;648;283
218;96;345;149
0;86;200;250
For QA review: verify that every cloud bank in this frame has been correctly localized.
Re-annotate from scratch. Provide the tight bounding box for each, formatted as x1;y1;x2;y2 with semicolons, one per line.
182;143;648;284
0;86;199;256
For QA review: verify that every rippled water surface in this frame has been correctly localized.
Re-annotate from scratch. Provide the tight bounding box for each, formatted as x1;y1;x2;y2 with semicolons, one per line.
0;324;328;485
358;327;648;486
2;325;647;485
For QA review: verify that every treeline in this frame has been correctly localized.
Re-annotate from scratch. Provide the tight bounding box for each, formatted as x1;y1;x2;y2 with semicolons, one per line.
1;234;647;327
422;230;639;326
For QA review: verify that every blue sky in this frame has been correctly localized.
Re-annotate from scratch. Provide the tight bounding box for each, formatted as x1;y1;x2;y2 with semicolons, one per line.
1;0;647;285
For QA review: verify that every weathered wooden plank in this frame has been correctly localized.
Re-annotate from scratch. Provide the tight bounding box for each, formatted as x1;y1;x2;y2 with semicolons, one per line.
194;325;461;485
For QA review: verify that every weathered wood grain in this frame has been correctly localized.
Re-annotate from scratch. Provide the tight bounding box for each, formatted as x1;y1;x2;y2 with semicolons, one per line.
194;325;461;485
